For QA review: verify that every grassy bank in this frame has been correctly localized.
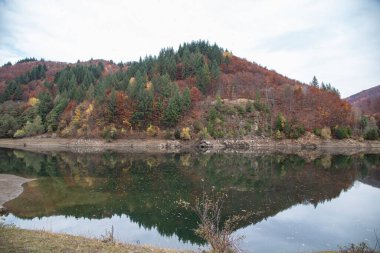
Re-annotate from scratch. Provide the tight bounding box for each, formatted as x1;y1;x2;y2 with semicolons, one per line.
0;225;190;253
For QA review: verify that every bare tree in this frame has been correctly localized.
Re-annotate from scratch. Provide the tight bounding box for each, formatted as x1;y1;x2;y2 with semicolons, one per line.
178;188;251;253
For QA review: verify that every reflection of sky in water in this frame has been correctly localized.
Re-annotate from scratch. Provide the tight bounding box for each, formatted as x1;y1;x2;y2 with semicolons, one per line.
235;181;380;253
3;181;380;253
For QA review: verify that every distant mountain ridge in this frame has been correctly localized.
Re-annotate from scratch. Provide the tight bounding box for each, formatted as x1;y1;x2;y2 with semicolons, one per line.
346;85;380;117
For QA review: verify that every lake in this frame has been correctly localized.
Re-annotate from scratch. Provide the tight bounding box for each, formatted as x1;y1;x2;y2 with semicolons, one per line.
1;148;380;252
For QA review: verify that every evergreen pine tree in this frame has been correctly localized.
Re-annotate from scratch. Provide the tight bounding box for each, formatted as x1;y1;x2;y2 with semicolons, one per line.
182;47;192;78
108;88;117;122
311;76;319;88
82;69;95;88
196;61;211;94
37;91;53;123
182;87;191;111
86;84;95;100
163;86;183;126
46;96;68;131
210;60;220;80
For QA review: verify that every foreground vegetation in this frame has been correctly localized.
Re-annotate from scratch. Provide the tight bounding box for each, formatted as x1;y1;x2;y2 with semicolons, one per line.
0;225;186;253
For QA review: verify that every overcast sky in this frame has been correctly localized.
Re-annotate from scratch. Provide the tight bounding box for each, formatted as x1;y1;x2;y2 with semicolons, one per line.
0;0;379;97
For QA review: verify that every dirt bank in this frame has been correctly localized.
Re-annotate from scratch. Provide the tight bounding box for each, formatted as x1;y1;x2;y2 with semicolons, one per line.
0;137;186;153
0;174;34;214
207;134;380;154
0;135;379;154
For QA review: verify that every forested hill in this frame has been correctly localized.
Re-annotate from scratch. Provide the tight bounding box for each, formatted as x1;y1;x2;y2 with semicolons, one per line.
346;85;380;117
0;41;354;140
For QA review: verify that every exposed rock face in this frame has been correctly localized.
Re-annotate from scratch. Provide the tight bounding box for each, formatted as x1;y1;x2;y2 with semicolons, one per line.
197;140;213;151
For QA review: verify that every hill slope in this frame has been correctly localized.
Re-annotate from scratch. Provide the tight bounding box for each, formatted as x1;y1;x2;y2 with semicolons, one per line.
0;41;352;140
346;85;380;117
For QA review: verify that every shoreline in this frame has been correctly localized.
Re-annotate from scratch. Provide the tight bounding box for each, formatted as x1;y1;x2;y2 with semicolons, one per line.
0;226;189;253
0;174;34;214
0;136;380;154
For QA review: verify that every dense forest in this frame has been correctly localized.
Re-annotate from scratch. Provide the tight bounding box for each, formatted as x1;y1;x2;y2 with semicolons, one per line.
0;40;378;140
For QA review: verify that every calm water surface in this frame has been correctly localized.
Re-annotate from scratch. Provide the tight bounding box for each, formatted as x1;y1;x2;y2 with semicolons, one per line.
1;148;380;252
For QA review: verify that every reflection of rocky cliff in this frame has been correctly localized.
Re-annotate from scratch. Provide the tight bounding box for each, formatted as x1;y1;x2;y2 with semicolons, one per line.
1;149;378;244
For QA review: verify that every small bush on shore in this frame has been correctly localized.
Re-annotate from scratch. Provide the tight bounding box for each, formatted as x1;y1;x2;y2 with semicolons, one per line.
180;127;191;140
333;126;352;139
174;129;181;139
164;130;173;140
285;124;305;139
321;127;332;139
245;101;254;113
199;127;210;139
13;116;44;138
147;124;159;137
102;125;117;142
193;121;203;133
364;128;379;140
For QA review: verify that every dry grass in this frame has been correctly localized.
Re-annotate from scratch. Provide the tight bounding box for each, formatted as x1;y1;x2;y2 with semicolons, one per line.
0;225;191;253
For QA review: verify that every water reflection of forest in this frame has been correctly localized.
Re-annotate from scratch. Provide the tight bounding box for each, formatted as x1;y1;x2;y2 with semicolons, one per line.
1;148;379;244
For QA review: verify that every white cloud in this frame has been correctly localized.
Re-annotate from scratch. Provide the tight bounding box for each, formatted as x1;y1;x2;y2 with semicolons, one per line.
0;0;379;97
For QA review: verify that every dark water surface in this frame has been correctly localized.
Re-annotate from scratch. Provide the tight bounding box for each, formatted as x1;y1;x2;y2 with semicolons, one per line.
1;148;380;252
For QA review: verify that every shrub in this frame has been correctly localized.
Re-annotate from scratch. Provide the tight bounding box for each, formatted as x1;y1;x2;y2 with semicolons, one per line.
199;127;210;139
180;127;191;140
364;128;379;140
287;124;305;139
215;95;222;110
208;107;218;121
339;242;376;253
245;101;254;113
178;189;250;253
13;129;26;138
313;128;321;136
174;129;181;139
0;114;20;138
234;105;245;115
27;116;45;135
13;116;44;138
320;127;332;139
254;101;269;112
333;126;352;139
209;126;225;139
274;130;283;139
164;130;173;140
193;121;203;133
221;105;236;115
102;125;117;142
146;124;159;137
244;122;252;133
275;113;286;131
